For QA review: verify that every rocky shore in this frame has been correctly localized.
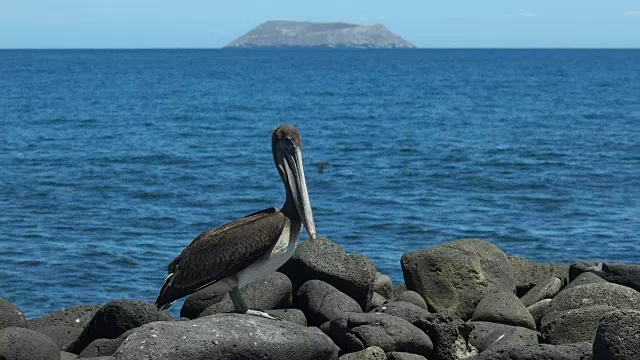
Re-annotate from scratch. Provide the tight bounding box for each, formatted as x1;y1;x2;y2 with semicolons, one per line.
1;237;638;360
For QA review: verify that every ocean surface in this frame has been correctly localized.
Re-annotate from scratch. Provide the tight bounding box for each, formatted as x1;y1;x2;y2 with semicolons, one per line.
1;49;638;318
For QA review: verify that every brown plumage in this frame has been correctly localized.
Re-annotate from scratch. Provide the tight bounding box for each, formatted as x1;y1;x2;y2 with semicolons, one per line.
155;208;286;309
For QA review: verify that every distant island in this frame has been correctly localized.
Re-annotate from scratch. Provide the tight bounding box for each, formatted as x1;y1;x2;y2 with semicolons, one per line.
224;20;416;49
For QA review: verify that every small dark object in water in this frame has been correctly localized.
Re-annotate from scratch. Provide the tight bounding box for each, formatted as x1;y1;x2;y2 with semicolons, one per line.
316;161;327;173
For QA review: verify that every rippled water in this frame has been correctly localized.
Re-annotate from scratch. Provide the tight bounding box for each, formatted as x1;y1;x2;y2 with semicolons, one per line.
1;49;638;318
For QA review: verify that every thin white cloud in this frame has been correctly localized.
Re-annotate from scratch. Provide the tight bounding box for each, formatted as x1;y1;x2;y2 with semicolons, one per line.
519;12;537;17
624;10;640;16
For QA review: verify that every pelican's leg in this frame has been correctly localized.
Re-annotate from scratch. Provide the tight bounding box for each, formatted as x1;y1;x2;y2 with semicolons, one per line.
229;287;278;320
229;287;248;313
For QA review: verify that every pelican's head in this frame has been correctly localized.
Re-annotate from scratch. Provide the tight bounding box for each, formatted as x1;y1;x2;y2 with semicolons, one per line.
272;124;316;239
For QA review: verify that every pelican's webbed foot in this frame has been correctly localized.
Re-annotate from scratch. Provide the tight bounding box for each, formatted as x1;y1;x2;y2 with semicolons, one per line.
245;309;280;320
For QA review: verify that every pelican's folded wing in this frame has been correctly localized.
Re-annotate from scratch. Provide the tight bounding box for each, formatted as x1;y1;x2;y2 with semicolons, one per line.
156;209;286;309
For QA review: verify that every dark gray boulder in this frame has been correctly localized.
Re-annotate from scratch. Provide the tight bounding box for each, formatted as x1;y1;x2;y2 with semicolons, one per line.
0;298;25;329
34;326;83;351
468;321;537;352
465;342;592;360
179;292;224;319
570;262;640;292
393;291;428;310
77;338;124;358
197;271;292;317
115;313;338;360
540;305;618;344
520;277;563;307
60;351;77;360
547;282;640;314
593;309;640;360
374;273;393;299
599;263;640;291
471;291;536;330
371;292;387;309
27;305;101;330
0;326;60;360
116;328;135;339
67;299;173;354
509;257;570;297
338;346;386;360
280;237;377;310
412;314;476;360
323;312;433;357
402;239;516;319
563;272;607;293
370;301;430;324
385;352;428;360
569;261;603;281
527;298;552;328
294;279;362;326
266;308;307;326
392;284;407;299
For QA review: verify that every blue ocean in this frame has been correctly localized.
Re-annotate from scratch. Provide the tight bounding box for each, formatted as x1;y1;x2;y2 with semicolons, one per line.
1;49;638;318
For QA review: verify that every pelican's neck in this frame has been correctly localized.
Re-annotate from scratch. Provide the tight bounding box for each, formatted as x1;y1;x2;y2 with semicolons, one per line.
280;185;300;222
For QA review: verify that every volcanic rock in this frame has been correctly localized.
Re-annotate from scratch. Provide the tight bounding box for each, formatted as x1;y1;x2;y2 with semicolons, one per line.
402;239;516;319
0;326;59;360
115;313;339;360
471;291;536;330
527;298;552;328
465;341;592;360
509;257;570;296
33;326;83;351
392;283;407;298
179;292;224;319
540;305;618;344
393;291;428;310
266;308;307;326
323;312;433;357
547;282;640;313
563;272;607;292
386;352;428;360
60;351;78;360
412;314;476;360
338;346;386;360
468;321;537;351
77;338;124;358
67;299;172;354
373;273;393;299
570;262;640;292
370;292;387;309
196;271;292;317
569;261;603;280
520;276;563;307
370;301;430;324
27;305;101;329
599;263;640;291
0;298;25;329
280;237;377;310
593;309;640;360
294;279;362;326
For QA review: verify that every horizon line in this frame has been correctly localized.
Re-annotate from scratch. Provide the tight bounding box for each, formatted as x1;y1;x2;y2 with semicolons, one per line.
1;46;639;50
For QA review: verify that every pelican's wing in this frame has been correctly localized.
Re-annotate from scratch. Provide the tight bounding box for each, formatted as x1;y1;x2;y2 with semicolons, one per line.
156;208;286;309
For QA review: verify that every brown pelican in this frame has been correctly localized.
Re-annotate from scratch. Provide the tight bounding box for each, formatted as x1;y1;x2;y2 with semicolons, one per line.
155;124;316;319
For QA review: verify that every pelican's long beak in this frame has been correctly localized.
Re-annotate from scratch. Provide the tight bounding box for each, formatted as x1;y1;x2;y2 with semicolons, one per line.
277;140;316;239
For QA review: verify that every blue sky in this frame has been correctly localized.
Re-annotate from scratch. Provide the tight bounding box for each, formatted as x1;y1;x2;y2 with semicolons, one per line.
1;0;639;48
